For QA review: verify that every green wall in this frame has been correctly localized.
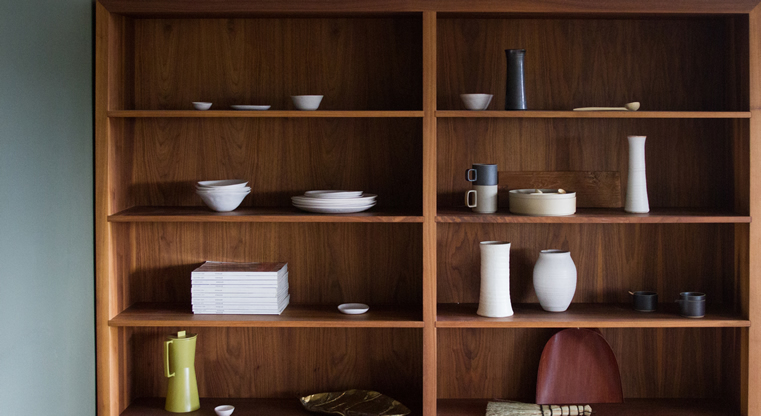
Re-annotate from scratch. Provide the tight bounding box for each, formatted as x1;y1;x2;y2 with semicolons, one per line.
0;0;95;414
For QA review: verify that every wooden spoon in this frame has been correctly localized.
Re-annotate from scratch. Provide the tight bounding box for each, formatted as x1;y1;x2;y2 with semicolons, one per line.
573;102;640;111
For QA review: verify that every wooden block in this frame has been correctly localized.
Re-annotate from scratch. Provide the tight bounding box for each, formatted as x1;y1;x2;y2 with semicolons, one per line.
499;171;622;208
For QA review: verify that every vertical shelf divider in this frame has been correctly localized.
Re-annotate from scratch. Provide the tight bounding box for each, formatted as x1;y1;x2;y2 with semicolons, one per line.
422;10;438;416
747;6;761;415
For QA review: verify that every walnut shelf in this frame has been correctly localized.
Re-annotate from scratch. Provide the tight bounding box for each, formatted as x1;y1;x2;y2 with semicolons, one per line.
122;397;423;416
435;208;751;224
437;399;738;416
110;303;423;328
436;303;749;329
109;206;423;223
108;110;424;118
435;111;752;119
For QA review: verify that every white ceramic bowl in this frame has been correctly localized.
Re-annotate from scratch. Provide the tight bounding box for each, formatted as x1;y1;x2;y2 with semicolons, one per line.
338;303;370;314
192;102;212;110
215;405;235;416
198;189;250;212
460;94;493;111
197;179;248;188
196;186;251;193
508;189;576;216
291;95;323;111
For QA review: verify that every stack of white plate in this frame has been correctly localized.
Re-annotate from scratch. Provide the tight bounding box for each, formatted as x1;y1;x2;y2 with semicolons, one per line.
291;190;376;213
196;180;250;212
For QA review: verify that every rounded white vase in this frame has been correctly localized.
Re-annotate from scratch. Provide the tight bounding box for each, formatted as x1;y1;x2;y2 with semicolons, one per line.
533;249;577;312
477;241;514;317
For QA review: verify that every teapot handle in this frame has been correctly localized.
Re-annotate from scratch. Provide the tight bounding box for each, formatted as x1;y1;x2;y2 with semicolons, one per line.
164;340;175;378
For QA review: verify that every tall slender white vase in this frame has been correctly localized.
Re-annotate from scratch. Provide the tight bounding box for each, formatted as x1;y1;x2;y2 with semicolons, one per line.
477;241;514;317
625;135;650;213
533;250;577;312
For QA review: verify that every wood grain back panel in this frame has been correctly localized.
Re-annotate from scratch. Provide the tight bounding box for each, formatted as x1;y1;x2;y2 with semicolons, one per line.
126;222;422;306
437;328;739;400
437;118;735;210
498;171;622;208
437;223;735;305
437;17;742;111
129;327;422;400
131;17;422;111
124;118;422;209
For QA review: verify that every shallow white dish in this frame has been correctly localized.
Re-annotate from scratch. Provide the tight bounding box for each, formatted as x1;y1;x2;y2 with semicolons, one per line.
509;189;576;216
231;105;271;111
460;94;493;111
304;190;364;199
197;179;248;188
198;189;250;212
291;198;376;206
192;102;212;110
292;203;375;214
291;95;323;111
338;303;370;314
215;405;235;416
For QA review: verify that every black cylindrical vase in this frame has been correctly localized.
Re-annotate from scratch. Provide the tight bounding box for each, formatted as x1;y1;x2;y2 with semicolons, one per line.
505;49;527;110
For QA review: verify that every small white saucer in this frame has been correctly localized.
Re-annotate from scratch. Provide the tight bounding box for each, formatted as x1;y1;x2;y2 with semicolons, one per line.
338;303;369;315
231;105;271;111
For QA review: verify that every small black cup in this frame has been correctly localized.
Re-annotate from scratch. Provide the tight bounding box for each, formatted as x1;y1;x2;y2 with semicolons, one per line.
631;291;658;312
465;163;498;186
677;292;706;318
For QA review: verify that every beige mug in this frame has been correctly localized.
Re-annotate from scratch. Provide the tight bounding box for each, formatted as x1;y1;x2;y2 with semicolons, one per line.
465;185;498;213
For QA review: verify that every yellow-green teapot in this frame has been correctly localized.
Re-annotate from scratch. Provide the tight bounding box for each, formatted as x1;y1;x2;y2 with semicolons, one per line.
164;331;200;413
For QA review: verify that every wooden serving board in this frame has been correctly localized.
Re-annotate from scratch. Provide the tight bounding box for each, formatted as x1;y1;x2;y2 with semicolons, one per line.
499;171;622;208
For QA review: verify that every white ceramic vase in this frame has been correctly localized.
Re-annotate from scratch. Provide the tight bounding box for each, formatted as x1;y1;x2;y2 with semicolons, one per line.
477;241;514;317
533;249;577;312
625;135;649;213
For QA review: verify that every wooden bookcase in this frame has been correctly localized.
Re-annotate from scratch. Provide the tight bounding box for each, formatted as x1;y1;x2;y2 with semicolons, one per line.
95;1;761;415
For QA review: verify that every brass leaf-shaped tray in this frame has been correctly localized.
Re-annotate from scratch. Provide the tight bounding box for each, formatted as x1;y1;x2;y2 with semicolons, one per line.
300;389;411;416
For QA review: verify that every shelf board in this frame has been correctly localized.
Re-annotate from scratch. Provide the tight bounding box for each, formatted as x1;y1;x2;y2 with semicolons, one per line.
435;208;751;224
123;397;422;416
435;110;752;119
108;110;424;118
109;303;423;328
109;206;424;223
436;303;749;328
438;399;738;416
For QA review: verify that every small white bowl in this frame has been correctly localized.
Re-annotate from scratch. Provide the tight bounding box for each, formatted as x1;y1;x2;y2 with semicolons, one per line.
460;94;493;111
198;190;250;212
197;180;248;188
215;405;235;416
192;102;212;110
338;303;370;315
291;95;323;111
304;190;364;199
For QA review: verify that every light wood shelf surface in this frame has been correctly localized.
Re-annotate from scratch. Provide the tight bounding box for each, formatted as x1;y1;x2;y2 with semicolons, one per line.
109;207;423;223
435;208;752;224
437;399;738;416
110;303;423;328
435;110;752;119
108;110;424;118
436;303;749;328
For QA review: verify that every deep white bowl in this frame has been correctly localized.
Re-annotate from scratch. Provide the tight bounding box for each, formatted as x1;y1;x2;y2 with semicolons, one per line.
214;405;235;416
197;179;248;188
509;189;576;216
192;102;212;110
460;94;493;111
196;187;251;194
198;190;250;212
291;95;323;111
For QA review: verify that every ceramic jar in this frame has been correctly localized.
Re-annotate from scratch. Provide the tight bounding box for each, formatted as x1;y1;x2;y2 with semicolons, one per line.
477;241;514;317
533;250;577;312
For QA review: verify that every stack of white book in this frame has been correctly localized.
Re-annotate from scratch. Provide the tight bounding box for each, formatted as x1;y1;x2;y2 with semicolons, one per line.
191;261;290;315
